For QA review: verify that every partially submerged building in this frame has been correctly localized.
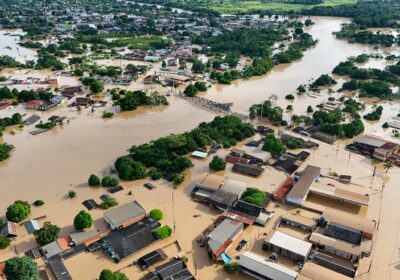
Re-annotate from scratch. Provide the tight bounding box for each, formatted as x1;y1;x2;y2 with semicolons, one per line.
232;163;264;177
140;258;195;280
103;201;146;230
264;231;312;262
349;135;399;161
286;165;321;206
298;262;353;280
280;214;317;232
238;252;298;280
206;218;243;260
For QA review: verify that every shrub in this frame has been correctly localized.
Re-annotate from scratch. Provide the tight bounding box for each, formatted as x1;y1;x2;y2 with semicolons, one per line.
99;198;118;209
382;122;389;128
224;262;239;274
241;188;267;206
33;200;44;207
73;210;93;230
0;235;11;249
68;191;76;198
149;209;163;220
6;200;31;222
153;225;172;239
307;105;314;113
88;174;100;186
173;173;185;185
209;155;226;171
102;111;114;118
34;221;60;245
285;94;294;100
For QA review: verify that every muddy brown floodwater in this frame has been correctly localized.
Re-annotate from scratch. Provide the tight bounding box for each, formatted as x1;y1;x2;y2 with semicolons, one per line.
0;16;400;279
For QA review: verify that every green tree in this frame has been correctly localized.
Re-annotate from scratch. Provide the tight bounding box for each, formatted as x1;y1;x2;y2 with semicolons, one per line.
34;221;60;245
383;161;393;174
88;174;100;186
184;84;198;97
0;235;11;249
4;256;40;280
6;200;31;222
149;209;163;220
224;262;239;274
90;79;104;94
209;155;226;171
99;269;115;280
262;133;286;157
33;200;44;207
73;210;93;230
307;105;314;113
173;173;185;185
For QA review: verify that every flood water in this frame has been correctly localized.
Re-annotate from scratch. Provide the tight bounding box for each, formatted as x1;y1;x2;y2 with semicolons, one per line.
1;16;400;279
0;29;37;63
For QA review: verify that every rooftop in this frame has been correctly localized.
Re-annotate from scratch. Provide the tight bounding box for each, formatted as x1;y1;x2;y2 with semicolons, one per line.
322;209;376;236
299;262;353;280
287;165;321;203
309;232;363;256
238;252;298;279
103;201;145;227
266;231;312;258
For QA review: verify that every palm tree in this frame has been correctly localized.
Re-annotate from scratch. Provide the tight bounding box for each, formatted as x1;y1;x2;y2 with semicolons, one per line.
383;161;394;174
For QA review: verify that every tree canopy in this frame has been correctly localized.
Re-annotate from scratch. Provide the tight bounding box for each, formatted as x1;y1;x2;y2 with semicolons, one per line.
4;256;40;280
73;210;93;230
6;200;31;222
34;221;60;245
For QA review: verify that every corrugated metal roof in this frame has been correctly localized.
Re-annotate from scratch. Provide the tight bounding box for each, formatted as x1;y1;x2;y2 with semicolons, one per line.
103;201;145;227
267;231;312;258
239;252;298;280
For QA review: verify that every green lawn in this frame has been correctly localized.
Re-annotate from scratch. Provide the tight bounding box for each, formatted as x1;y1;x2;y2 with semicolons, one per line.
170;0;356;13
118;35;163;50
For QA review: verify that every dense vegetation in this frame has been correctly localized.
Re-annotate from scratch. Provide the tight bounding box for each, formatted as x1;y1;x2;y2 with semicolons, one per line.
209;155;226;171
0;143;14;161
249;100;284;125
303;1;400;28
262;133;286;157
117;90;168;111
34;221;60;245
334;23;396;47
115;116;254;181
4;256;40;280
6;200;30;222
241;188;267;206
363;106;383;121
153;225;172;239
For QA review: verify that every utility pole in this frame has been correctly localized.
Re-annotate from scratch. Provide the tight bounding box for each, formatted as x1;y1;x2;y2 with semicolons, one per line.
372;166;376;177
172;191;176;233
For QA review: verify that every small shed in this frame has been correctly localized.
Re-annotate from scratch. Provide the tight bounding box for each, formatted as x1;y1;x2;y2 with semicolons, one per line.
1;221;18;237
25;220;41;234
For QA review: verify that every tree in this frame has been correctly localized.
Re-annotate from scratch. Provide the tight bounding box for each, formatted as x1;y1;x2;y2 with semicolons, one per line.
183;84;198;97
173;173;185;185
149;209;163;220
194;81;207;91
241;188;267;206
74;210;93;230
307;105;314;113
384;161;393;174
68;191;76;198
34;222;60;245
209;155;226;171
33;200;44;207
6;200;31;222
101;176;119;187
99;269;128;280
191;59;205;73
88;174;100;186
90;79;104;94
0;235;11;249
4;256;40;280
262;133;286;157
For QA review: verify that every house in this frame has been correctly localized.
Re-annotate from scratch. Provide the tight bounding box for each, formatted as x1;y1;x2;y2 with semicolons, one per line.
144;56;161;62
280;214;317;232
39;100;57;111
309;251;357;278
324;222;362;245
238;252;298;280
24;100;43;110
232;163;264;177
273;177;294;202
0;101;12;110
309;232;362;262
264;231;312;262
206;218;243;260
69;229;100;246
350;135;399;161
224;200;272;226
25;220;40;234
101;217;161;262
220;179;247;197
298;262;353;280
166;57;179;66
51;95;67;105
321;209;376;240
1;221;18;237
311;131;336;145
41;238;70;259
140;258;195;280
286;165;321;206
208;190;238;211
309;185;369;207
61;86;82;98
144;75;158;84
135;249;167;270
75;97;91;107
103;201;146;230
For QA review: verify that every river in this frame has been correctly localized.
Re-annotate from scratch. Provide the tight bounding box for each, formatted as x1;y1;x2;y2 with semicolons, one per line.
1;16;400;279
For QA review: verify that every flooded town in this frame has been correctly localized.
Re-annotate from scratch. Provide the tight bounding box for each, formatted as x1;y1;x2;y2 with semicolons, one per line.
0;0;400;280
